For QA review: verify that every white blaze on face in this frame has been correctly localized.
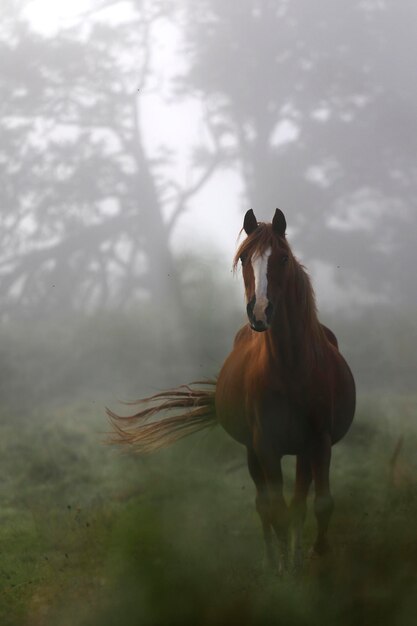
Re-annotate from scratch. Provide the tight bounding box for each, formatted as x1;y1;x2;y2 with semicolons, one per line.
251;247;271;322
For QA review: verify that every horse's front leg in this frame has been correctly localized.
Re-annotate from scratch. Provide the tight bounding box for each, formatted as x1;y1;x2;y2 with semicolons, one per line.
247;447;276;569
289;452;312;571
251;443;289;574
310;432;334;555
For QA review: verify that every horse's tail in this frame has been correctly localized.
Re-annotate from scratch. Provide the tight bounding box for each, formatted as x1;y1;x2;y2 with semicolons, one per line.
107;380;217;453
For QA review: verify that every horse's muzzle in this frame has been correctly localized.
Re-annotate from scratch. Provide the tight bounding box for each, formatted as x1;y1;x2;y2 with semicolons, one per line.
247;297;273;332
250;319;268;332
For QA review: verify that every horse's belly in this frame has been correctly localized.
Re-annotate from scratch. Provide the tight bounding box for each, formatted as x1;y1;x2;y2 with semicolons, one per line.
215;356;253;446
215;390;250;446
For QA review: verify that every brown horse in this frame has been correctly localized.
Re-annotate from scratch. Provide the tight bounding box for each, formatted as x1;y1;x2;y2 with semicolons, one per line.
109;209;355;571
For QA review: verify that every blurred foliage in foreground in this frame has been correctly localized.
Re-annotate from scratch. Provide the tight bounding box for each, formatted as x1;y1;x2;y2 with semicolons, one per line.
0;394;416;626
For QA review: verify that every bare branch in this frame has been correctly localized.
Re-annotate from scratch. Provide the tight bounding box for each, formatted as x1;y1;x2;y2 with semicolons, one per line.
166;156;222;233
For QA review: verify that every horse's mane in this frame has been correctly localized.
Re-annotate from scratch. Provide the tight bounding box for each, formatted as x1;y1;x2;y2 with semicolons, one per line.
287;257;330;375
291;261;319;332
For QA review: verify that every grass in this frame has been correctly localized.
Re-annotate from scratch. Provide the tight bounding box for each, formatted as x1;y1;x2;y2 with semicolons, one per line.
0;395;417;625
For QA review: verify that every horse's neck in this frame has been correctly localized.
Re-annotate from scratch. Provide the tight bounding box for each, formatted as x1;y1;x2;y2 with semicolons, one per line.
265;296;323;376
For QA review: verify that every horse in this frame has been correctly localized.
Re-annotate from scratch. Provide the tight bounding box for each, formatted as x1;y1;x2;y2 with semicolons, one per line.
109;209;356;572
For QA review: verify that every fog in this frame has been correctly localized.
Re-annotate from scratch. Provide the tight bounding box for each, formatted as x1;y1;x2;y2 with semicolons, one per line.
1;1;417;623
1;0;416;403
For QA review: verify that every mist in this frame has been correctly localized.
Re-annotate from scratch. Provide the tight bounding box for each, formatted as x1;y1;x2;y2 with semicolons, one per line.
1;1;417;624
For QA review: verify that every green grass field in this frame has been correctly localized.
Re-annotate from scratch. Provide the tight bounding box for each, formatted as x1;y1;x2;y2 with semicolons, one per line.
0;395;416;626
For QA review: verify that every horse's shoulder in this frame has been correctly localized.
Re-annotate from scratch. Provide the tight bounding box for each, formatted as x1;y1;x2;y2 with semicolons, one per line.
321;324;339;349
233;324;252;346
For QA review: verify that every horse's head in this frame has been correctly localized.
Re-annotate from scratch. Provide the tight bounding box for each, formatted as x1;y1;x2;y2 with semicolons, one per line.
235;209;293;333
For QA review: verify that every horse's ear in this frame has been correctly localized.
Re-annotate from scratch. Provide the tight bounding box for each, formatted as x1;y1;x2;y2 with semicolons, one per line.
272;208;286;237
243;209;258;235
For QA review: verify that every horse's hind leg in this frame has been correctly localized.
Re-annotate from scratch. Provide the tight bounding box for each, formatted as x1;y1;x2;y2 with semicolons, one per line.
247;447;276;569
310;432;334;555
290;452;312;571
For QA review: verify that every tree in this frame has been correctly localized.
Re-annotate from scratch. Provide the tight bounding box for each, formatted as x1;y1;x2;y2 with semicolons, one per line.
181;0;417;308
0;0;219;321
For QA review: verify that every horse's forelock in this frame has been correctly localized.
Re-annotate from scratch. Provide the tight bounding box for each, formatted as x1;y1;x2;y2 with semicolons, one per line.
233;223;288;270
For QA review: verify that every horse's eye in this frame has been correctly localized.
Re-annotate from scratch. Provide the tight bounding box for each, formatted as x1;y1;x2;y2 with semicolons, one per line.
281;255;289;265
240;253;248;264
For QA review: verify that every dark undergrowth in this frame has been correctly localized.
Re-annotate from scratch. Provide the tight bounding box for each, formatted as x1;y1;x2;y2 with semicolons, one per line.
0;395;416;626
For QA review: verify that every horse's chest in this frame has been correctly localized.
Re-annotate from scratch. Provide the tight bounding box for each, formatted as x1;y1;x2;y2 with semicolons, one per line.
216;347;326;452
